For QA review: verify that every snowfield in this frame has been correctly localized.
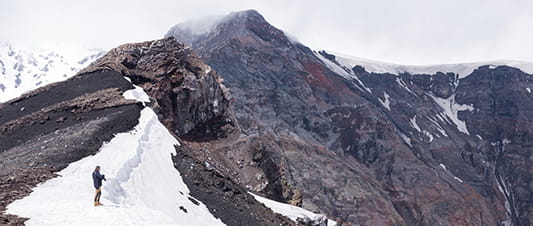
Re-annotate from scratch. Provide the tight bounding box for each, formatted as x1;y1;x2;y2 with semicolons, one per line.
4;82;328;226
2;65;338;226
0;42;104;103
6;85;225;226
430;94;475;135
318;50;533;78
251;193;337;226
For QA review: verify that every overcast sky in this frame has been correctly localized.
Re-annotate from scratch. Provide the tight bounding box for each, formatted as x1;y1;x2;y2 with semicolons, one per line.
1;0;531;65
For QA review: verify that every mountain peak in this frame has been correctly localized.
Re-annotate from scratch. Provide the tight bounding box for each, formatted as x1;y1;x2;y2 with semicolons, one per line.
225;9;266;24
165;9;292;49
165;9;267;36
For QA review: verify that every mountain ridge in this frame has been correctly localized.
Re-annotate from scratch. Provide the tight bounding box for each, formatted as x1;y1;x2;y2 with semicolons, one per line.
0;41;105;103
2;8;533;226
168;9;533;78
166;9;533;225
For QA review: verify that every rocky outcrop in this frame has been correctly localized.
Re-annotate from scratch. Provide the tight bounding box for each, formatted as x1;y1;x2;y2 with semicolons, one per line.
456;66;533;225
1;37;292;225
167;9;533;225
341;63;533;225
79;37;233;139
296;215;329;226
167;10;406;224
173;144;294;226
4;9;532;226
78;37;294;225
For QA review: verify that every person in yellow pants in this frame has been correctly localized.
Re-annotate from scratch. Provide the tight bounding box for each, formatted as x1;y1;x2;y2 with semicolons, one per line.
92;166;106;206
94;186;102;206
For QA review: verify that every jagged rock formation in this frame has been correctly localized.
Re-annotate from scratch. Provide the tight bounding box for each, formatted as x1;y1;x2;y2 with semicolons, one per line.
3;9;533;226
75;37;293;225
331;61;533;225
78;38;234;139
167;9;533;225
167;10;410;225
173;145;293;226
1;38;292;225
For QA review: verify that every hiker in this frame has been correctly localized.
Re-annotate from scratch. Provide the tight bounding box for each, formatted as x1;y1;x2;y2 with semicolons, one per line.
92;166;106;206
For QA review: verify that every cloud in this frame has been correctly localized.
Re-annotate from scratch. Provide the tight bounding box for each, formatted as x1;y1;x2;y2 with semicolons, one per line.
0;0;531;64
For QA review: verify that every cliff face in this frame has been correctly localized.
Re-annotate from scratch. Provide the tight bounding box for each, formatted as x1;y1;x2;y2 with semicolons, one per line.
3;10;533;226
1;38;292;225
348;64;533;225
167;9;533;225
73;37;292;225
456;67;533;224
169;10;407;224
78;38;233;138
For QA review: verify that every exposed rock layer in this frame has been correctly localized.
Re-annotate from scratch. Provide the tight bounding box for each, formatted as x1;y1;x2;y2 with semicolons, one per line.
167;9;533;225
77;37;293;225
2;38;291;225
173;144;294;226
79;38;233;138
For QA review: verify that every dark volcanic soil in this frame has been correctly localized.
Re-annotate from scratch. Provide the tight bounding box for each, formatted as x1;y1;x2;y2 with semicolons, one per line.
172;144;294;226
165;9;533;225
0;71;143;224
46;37;294;225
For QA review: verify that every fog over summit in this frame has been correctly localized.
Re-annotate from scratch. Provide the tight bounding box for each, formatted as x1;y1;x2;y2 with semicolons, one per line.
1;0;532;64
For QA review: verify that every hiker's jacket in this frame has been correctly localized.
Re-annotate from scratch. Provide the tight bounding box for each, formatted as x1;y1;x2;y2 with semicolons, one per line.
92;171;106;188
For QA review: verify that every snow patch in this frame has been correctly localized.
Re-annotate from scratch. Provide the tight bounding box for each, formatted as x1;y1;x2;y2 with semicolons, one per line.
399;133;412;147
427;116;448;137
395;76;416;96
497;180;513;226
430;94;474;135
409;116;422;132
6;105;224;225
423;130;434;143
123;85;150;103
323;50;533;78
454;176;464;183
379;91;391;110
313;51;372;93
527;88;531;93
251;193;336;226
439;163;447;171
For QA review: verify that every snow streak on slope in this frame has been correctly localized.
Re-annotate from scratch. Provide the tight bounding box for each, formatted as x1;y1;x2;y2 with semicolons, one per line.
430;94;475;135
318;50;533;78
313;51;372;93
6;91;224;225
379;91;391;111
0;42;104;103
251;193;337;226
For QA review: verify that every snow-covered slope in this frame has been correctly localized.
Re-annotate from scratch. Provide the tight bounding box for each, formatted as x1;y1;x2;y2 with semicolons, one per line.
318;50;533;78
6;85;225;226
251;193;336;226
0;42;104;103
